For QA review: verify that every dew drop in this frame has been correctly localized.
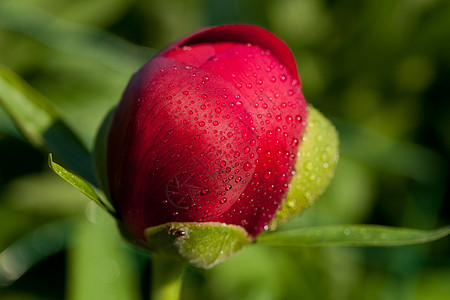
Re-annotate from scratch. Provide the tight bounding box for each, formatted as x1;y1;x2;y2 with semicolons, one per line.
264;169;272;180
243;162;252;171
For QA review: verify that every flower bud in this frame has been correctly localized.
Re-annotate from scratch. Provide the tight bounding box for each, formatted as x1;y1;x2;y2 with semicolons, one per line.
101;25;338;268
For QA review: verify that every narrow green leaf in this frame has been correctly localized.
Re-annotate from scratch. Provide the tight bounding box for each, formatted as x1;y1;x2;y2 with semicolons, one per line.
0;64;96;185
48;154;116;217
257;225;450;247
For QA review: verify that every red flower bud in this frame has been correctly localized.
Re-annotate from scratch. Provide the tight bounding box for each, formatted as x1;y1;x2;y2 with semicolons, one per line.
107;25;308;244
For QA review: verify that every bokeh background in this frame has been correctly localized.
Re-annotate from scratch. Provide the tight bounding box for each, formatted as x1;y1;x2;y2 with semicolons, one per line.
0;0;449;299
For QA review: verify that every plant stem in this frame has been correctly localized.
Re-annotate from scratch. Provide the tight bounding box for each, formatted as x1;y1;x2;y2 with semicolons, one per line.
150;255;187;300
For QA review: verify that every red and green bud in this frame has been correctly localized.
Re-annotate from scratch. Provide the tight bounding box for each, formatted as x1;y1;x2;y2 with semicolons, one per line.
98;24;338;268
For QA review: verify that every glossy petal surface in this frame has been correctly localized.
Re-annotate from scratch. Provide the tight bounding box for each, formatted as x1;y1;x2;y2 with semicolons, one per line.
107;25;307;239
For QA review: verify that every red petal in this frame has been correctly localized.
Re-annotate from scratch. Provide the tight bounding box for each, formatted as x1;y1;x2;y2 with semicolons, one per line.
161;24;300;83
108;57;260;239
164;42;237;68
193;42;307;235
107;25;308;239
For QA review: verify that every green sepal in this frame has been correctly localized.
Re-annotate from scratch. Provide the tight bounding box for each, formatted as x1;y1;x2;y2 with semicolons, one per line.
92;107;115;201
48;153;116;217
144;222;251;269
270;105;339;229
257;224;450;247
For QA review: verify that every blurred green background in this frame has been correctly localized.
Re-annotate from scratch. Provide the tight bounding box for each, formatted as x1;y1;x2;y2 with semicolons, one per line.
0;0;449;299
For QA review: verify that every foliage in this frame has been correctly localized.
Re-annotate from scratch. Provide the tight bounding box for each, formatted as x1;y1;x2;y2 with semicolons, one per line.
0;0;449;299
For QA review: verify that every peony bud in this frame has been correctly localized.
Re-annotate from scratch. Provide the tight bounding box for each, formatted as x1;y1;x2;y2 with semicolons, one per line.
101;24;338;268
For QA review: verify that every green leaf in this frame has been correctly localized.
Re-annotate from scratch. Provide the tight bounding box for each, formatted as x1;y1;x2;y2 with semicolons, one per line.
0;64;96;185
257;225;450;247
144;222;251;269
48;154;116;217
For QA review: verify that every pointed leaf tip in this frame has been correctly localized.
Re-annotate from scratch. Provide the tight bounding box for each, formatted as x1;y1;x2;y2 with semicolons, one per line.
48;153;116;217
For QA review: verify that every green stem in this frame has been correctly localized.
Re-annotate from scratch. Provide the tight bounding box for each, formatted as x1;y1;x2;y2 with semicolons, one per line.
150;255;187;300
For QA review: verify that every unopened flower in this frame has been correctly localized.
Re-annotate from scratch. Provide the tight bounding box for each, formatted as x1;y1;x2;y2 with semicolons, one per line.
99;24;338;268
